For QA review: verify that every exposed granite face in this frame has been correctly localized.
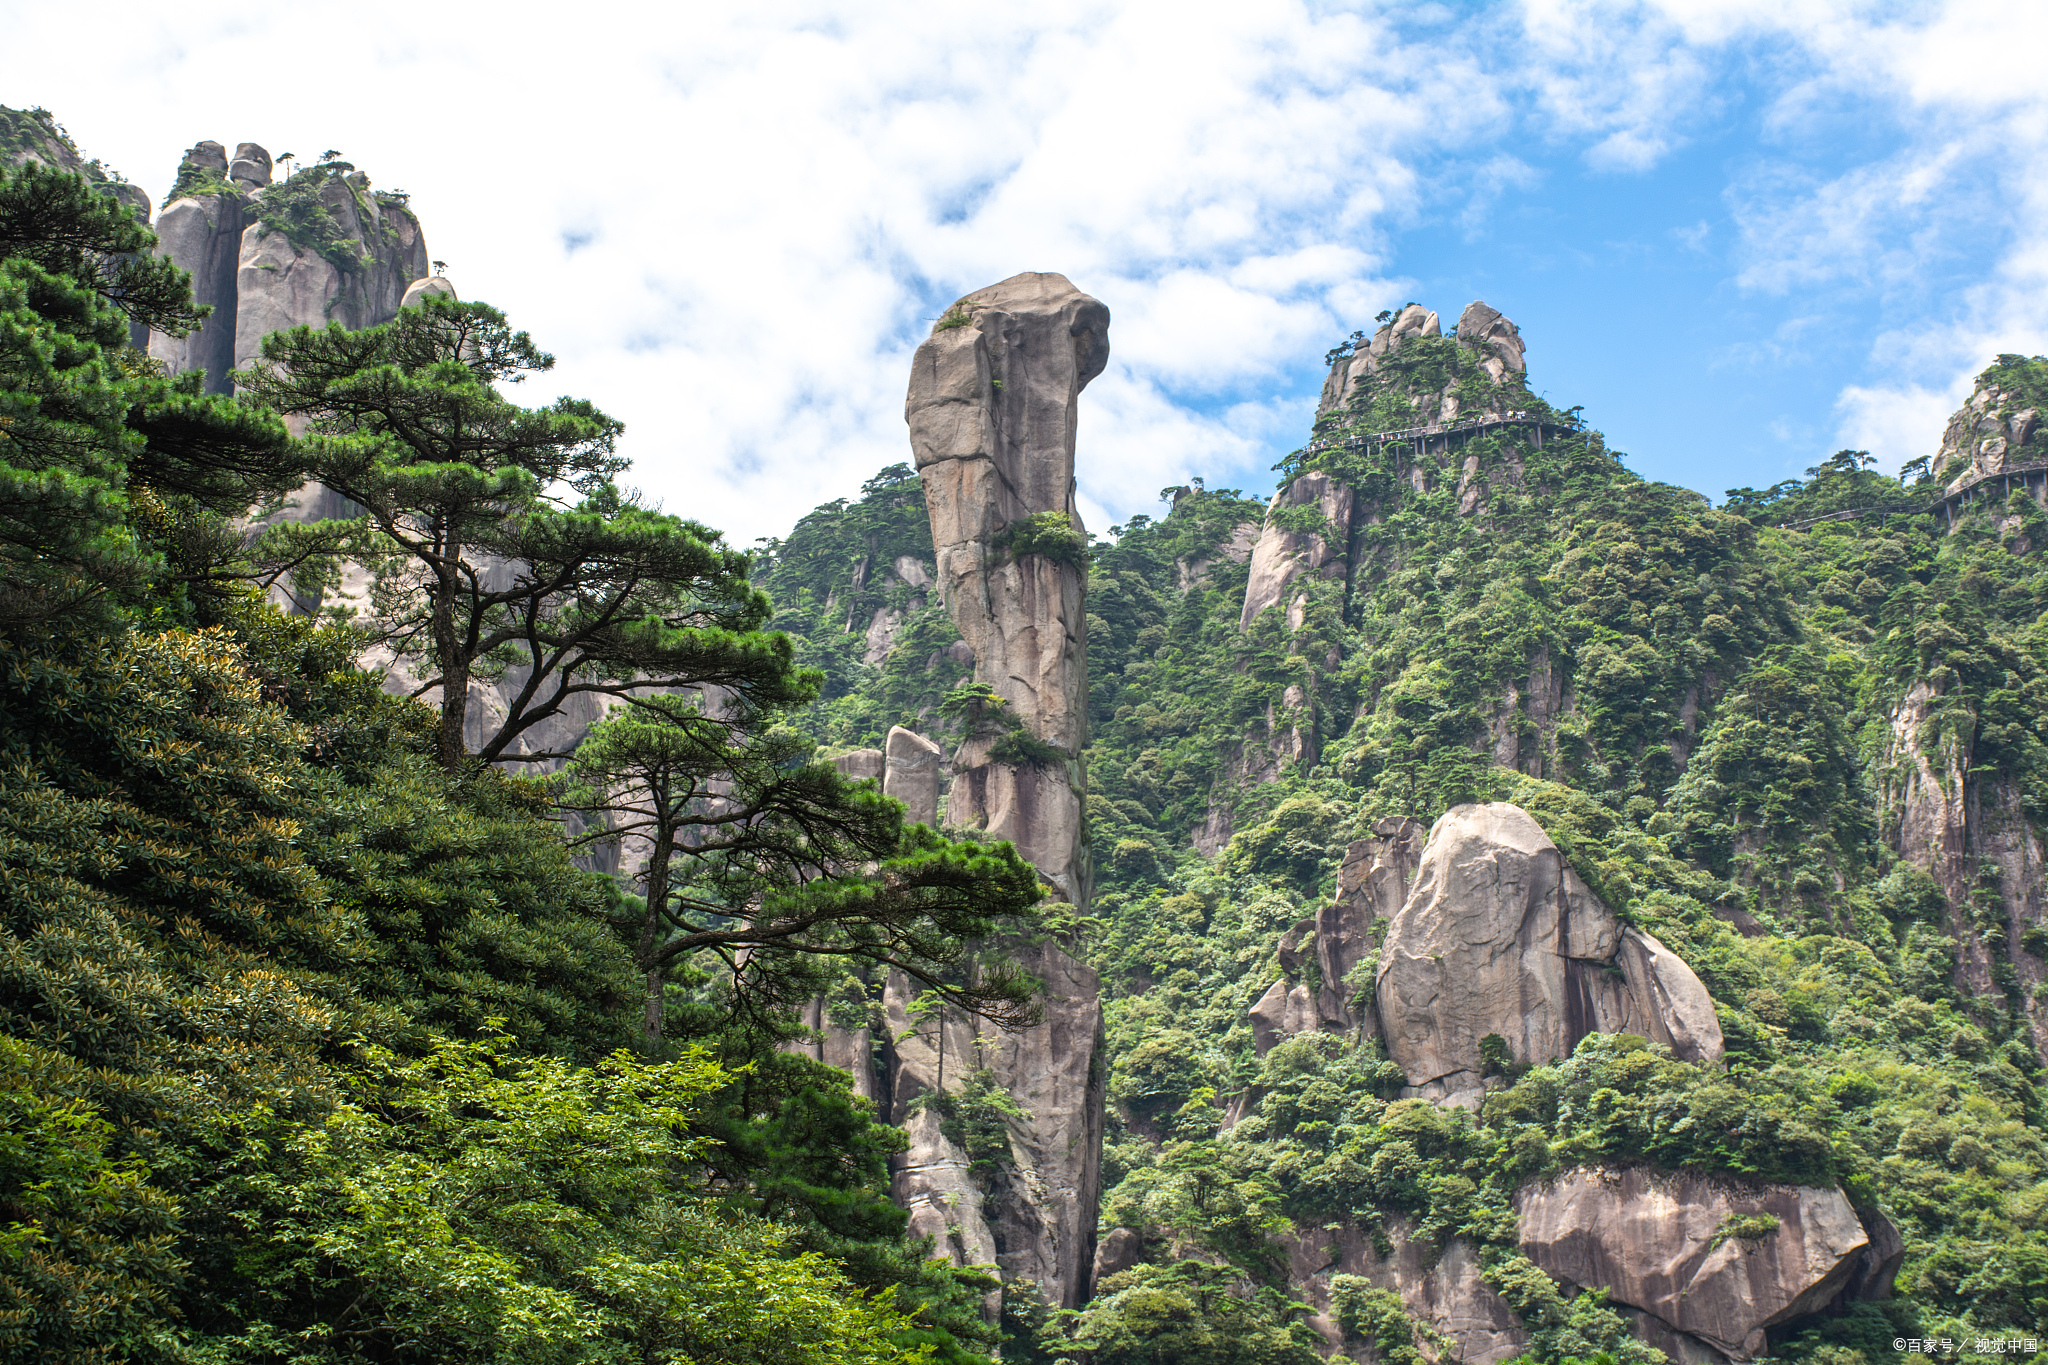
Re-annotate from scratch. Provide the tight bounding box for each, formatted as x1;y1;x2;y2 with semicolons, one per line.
884;725;945;828
1374;802;1722;1103
905;273;1106;737
1515;1169;1886;1361
876;941;1105;1311
232;173;427;369
1284;1218;1523;1365
143;141;430;398
907;272;1107;905
1250;818;1425;1056
1939;374;2043;495
884;272;1110;1311
147;191;251;391
1239;470;1354;631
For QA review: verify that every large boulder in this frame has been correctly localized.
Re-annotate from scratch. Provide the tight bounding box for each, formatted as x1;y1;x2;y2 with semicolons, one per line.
1515;1169;1875;1360
884;725;944;828
1374;803;1721;1101
400;274;456;309
1456;300;1526;382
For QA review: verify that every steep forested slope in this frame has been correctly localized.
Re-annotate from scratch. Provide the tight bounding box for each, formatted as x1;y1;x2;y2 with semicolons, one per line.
760;307;2048;1364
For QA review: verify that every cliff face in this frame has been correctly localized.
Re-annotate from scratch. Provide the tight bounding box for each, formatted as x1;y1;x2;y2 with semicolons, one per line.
810;272;1113;1315
145;141;429;400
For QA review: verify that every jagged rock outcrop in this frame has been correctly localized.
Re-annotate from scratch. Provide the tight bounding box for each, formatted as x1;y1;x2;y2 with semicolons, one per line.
1286;1219;1523;1365
1213;302;1556;843
144;142;428;396
1251;818;1424;1054
1940;373;2043;496
1239;470;1353;631
232;175;427;369
881;945;1104;1308
1456;300;1527;383
907;271;1106;904
1250;802;1722;1079
1318;302;1441;414
1373;803;1722;1104
1888;373;2048;1051
1515;1169;1891;1361
884;272;1110;1311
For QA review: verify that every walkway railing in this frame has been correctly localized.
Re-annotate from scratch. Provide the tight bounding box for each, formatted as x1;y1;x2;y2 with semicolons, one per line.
1303;411;1580;456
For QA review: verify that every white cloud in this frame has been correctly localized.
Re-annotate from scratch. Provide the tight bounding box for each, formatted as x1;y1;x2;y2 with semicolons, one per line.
1834;381;1967;475
3;0;2045;542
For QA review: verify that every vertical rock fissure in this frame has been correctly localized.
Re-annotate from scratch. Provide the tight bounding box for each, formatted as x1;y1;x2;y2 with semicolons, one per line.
891;271;1112;1312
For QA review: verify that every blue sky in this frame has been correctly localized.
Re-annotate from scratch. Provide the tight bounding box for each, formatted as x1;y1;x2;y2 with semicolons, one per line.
4;1;2043;540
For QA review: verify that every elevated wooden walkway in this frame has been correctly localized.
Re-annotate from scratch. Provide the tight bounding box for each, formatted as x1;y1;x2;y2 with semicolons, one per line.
1921;460;2048;525
1304;411;1581;458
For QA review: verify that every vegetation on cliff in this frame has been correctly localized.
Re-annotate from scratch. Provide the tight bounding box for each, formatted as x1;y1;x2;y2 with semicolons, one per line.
762;330;2048;1363
0;156;1028;1365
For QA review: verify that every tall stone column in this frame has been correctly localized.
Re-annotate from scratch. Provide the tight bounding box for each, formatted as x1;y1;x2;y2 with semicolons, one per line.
896;272;1110;1310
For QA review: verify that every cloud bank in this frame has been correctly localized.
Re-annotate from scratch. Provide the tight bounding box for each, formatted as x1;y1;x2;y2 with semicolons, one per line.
4;1;2045;534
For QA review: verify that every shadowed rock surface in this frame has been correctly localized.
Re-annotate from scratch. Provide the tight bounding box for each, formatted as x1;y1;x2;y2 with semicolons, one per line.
1285;1219;1523;1365
1515;1169;1884;1360
880;271;1110;1311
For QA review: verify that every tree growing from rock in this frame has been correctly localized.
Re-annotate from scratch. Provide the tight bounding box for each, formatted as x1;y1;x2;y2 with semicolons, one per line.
241;293;807;771
556;696;1046;1040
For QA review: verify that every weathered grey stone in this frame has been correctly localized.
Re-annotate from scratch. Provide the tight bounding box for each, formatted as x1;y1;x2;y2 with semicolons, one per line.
883;726;945;827
906;271;1106;769
893;1104;1002;1272
232;186;427;371
400;275;456;309
147;192;251;393
830;747;885;783
1286;1219;1523;1365
892;554;934;589
1239;470;1353;630
232;143;272;177
1314;818;1424;1028
1940;371;2046;495
1374;803;1722;1095
183;140;228;174
1248;975;1317;1056
1849;1206;1905;1303
1093;1227;1143;1283
882;948;1105;1308
1456;300;1526;382
1595;927;1724;1064
894;272;1108;1310
863;606;905;664
229;158;269;188
1516;1168;1872;1360
1318;299;1527;422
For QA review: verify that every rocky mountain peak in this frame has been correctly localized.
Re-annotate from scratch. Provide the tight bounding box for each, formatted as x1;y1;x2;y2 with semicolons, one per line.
1318;297;1530;423
1938;357;2046;496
